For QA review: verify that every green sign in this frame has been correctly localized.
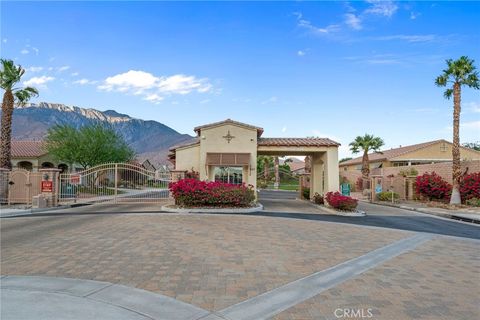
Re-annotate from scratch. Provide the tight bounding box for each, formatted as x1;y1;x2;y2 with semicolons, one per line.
341;183;351;196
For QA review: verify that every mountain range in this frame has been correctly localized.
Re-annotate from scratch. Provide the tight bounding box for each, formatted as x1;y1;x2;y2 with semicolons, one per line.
9;102;193;165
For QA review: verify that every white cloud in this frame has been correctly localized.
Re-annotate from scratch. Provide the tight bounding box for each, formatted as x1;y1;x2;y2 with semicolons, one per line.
373;34;437;43
71;72;79;76
73;78;96;85
200;99;210;104
26;66;44;73
295;12;340;35
364;0;398;17
261;96;278;104
465;101;480;113
281;126;287;133
344;13;362;30
23;76;55;88
32;47;39;55
157;74;211;94
410;12;420;20
98;70;213;103
297;50;306;57
143;93;164;104
20;49;29;55
2;38;7;43
58;65;71;72
462;121;480;130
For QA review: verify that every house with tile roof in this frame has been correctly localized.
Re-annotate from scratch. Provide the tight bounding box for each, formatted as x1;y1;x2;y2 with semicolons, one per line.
7;140;71;172
339;139;480;172
169;119;340;198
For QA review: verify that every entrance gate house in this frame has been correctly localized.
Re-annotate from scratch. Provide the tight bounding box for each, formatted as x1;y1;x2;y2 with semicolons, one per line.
59;163;171;205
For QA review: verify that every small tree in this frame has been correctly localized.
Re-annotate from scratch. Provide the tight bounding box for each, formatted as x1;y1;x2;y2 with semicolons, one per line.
45;124;135;170
349;134;384;180
435;56;479;204
463;142;480;151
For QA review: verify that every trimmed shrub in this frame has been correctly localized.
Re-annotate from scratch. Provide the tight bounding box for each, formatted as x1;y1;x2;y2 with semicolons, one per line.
465;197;480;207
325;192;358;211
415;172;452;201
376;191;399;201
313;192;324;205
169;179;255;208
460;172;480;202
303;187;310;200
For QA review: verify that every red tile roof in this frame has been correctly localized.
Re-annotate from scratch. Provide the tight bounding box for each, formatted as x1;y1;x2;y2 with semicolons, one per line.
258;137;340;147
9;140;47;158
194;119;264;137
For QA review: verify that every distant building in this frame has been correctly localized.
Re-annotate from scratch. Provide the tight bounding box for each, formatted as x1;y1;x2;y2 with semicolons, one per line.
339;139;480;171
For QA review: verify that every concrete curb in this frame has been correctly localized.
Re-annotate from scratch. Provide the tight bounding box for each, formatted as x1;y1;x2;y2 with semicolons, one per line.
1;275;211;320
361;200;480;224
160;204;263;214
305;201;366;217
0;203;90;218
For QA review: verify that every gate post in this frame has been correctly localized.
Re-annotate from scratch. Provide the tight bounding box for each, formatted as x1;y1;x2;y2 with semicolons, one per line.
0;168;9;204
39;168;61;207
114;163;118;203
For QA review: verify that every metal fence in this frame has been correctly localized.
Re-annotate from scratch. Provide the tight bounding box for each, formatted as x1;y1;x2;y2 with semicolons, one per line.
58;163;171;205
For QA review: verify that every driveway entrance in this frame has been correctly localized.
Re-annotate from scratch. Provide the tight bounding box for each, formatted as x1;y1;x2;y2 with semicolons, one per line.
258;189;326;214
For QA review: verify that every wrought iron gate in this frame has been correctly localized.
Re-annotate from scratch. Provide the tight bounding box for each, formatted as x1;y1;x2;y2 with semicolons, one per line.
58;163;171;204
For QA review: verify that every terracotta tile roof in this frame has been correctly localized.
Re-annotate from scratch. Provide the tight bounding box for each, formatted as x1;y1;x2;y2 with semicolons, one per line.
258;137;340;147
339;139;450;166
194;119;264;137
169;138;200;151
9;140;47;158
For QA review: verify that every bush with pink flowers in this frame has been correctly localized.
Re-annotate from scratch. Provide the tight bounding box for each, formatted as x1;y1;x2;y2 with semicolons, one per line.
460;172;480;202
169;178;255;208
415;172;452;201
325;192;358;211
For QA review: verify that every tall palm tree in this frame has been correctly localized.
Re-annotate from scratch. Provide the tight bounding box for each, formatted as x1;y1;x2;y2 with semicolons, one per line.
435;56;479;205
274;156;280;188
349;134;384;180
0;59;39;169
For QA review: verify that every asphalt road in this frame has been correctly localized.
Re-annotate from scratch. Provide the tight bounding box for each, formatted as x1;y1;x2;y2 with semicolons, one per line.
258;190;480;240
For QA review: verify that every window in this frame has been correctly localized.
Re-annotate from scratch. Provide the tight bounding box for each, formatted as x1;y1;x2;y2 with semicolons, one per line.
214;166;243;184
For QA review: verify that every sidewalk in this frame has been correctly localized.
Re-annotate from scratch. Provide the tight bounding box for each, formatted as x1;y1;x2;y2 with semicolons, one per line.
364;199;480;224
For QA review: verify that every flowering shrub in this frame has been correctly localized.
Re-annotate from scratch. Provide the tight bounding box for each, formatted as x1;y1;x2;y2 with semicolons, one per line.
415;172;452;201
169;179;255;208
325;192;358;211
460;172;480;202
377;191;399;201
184;170;200;180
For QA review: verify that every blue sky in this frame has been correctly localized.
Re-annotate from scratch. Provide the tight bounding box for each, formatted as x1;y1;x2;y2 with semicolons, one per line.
1;1;479;158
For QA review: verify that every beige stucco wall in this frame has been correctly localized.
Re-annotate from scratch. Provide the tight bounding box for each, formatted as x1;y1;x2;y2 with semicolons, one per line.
391;142;480;161
174;144;200;173
12;154;64;172
199;124;258;189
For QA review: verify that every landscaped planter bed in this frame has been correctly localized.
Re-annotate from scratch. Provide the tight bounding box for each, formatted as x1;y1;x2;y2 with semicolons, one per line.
161;203;263;214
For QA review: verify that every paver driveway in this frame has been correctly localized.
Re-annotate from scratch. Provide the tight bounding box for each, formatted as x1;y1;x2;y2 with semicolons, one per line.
1;198;479;319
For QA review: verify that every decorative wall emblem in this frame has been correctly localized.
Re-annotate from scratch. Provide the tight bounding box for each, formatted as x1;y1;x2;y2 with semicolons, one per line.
222;130;235;143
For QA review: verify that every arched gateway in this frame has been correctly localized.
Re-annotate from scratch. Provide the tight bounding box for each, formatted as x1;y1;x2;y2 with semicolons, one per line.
168;119;340;199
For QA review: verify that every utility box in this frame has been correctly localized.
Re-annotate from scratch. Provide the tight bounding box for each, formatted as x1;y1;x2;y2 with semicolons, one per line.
32;195;47;208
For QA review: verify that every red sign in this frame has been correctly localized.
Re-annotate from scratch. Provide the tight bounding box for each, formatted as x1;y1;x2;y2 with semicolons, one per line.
71;174;80;185
41;181;53;193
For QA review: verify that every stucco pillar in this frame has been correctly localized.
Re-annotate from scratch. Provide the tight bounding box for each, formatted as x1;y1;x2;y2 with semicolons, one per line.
322;148;340;193
310;153;323;199
39;168;61;207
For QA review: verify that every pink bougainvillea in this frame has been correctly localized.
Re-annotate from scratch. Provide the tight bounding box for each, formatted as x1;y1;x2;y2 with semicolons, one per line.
415;172;452;201
460;172;480;202
325;192;358;211
169;179;255;208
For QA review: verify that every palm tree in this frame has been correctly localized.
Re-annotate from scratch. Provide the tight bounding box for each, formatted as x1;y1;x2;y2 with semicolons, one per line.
349;134;384;181
435;56;479;205
0;59;39;169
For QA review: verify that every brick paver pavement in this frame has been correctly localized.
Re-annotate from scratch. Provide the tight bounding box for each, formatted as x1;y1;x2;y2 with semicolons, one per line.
1;213;410;311
274;237;480;320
